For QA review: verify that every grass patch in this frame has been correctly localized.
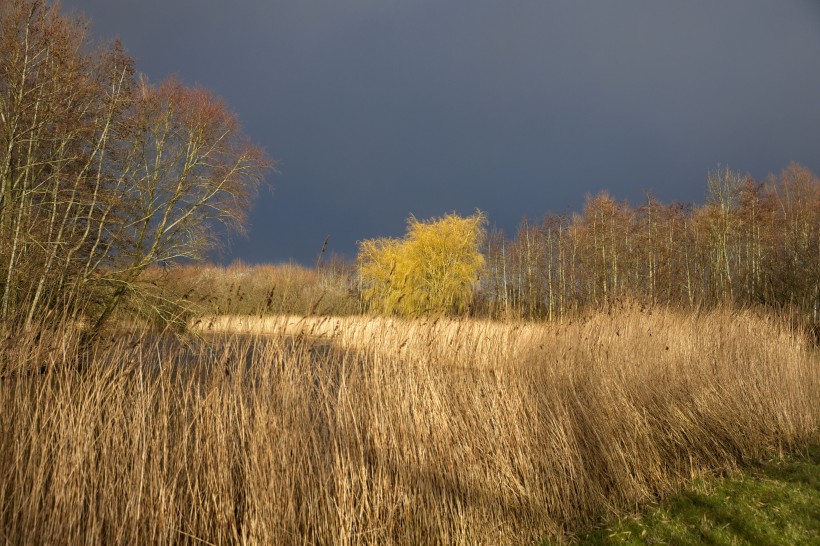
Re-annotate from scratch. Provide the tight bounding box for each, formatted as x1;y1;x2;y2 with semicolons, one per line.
571;443;820;545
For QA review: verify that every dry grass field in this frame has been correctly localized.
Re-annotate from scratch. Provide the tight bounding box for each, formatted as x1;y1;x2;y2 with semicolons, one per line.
1;306;818;545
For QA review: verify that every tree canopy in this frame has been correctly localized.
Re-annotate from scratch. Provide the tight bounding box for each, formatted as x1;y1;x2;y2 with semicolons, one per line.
358;212;487;317
0;0;272;332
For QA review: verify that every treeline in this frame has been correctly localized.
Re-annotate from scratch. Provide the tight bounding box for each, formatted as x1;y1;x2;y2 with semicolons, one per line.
183;163;820;324
481;164;820;320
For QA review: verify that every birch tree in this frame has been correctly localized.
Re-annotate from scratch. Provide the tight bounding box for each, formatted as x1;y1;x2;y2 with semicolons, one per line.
0;0;271;333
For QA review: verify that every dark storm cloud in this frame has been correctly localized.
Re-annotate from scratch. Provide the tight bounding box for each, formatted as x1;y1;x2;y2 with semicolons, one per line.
61;0;820;264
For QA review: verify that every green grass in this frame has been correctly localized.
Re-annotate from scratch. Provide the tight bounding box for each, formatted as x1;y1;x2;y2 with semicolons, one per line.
567;443;820;545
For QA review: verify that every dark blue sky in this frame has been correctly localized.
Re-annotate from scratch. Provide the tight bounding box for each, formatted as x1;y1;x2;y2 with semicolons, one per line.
62;0;820;264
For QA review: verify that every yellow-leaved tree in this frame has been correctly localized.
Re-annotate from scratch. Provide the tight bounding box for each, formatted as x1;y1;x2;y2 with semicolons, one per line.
358;212;487;316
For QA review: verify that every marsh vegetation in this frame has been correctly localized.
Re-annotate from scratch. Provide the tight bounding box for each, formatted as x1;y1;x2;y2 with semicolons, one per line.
2;307;817;544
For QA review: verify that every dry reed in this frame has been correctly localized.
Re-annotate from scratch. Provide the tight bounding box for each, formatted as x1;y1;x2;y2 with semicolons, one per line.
1;306;817;544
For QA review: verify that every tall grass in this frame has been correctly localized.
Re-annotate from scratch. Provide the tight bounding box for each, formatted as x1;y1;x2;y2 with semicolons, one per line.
143;260;360;321
1;307;817;544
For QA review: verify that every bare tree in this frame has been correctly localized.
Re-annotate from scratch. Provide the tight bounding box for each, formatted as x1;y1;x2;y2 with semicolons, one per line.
87;78;271;332
0;0;272;334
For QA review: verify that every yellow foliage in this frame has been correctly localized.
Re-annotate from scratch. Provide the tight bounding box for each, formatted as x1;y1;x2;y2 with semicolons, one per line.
358;212;487;316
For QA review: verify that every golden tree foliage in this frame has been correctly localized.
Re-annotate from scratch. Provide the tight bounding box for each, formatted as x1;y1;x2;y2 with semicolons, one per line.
359;212;487;316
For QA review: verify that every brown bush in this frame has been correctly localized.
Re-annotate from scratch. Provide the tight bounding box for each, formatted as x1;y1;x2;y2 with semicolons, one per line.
139;259;360;323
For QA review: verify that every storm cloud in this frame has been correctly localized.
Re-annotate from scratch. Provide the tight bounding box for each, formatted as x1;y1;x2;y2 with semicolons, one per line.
61;0;820;263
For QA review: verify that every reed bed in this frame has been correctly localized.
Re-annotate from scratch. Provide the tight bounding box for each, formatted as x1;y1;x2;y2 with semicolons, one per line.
1;307;817;545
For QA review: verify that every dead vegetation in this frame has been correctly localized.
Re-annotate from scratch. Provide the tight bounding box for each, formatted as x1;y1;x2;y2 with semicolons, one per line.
2;306;817;545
